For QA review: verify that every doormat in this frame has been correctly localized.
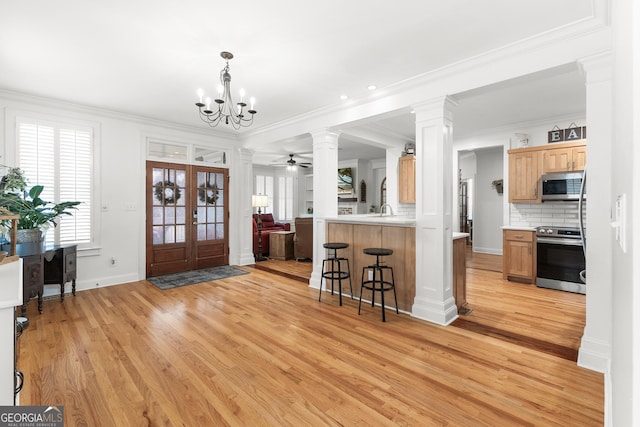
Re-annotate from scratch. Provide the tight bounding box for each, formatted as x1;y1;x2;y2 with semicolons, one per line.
147;266;250;290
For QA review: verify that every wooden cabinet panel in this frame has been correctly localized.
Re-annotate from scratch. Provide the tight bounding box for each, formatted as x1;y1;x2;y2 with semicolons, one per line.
542;147;573;173
381;226;416;311
398;155;415;204
326;222;415;310
509;141;586;204
502;230;536;284
572;146;587;171
541;142;587;173
508;151;539;203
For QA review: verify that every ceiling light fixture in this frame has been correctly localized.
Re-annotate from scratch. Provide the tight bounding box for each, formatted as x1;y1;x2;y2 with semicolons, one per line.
367;85;377;90
195;51;257;129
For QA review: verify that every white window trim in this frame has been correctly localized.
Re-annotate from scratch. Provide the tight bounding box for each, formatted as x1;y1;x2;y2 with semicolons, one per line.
5;109;102;256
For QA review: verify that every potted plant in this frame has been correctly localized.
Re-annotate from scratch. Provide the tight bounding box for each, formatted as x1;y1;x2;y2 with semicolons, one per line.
0;167;80;243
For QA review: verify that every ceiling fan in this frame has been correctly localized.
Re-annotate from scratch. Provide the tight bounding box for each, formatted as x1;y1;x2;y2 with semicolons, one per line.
276;154;312;169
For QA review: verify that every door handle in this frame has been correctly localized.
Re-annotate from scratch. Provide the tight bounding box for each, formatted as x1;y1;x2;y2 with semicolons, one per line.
192;221;198;225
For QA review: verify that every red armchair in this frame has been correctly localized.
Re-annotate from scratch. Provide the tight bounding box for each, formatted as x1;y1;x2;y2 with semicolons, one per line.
252;213;290;256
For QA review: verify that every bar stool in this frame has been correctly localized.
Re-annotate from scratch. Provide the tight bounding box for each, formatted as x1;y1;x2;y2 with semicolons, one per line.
359;248;398;322
319;242;353;306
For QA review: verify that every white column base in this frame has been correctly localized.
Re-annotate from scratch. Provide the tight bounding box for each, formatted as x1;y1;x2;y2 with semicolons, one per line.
411;296;459;326
578;334;611;374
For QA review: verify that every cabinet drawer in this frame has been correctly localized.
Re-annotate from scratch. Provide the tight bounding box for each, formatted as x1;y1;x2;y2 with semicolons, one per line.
504;230;534;242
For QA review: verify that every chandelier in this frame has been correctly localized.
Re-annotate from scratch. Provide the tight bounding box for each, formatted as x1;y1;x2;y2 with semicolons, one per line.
195;51;257;129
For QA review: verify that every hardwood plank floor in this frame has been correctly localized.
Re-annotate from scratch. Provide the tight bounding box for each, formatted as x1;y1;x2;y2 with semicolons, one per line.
18;266;602;426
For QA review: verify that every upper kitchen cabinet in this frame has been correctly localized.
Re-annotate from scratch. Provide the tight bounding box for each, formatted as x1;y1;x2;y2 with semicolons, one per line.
508;141;587;204
508;150;540;203
541;141;587;173
398;155;416;204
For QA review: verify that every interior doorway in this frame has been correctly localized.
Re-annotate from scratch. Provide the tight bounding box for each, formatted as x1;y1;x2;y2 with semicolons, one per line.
145;161;229;277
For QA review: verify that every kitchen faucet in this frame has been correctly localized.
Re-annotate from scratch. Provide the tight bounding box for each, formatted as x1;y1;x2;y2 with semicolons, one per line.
380;203;394;216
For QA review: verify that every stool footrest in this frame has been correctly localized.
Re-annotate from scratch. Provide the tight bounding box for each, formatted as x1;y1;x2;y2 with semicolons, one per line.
361;280;395;291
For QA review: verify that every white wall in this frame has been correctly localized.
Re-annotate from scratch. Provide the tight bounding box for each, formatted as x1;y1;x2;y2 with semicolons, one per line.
473;147;504;254
0;92;242;292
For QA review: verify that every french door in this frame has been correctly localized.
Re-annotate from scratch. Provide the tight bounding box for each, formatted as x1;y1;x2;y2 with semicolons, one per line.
146;161;229;277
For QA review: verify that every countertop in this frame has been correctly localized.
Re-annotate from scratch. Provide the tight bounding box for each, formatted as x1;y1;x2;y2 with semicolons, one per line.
326;217;470;241
501;226;537;231
325;214;416;227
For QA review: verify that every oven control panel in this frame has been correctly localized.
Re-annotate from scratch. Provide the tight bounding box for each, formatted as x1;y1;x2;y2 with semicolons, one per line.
536;226;582;239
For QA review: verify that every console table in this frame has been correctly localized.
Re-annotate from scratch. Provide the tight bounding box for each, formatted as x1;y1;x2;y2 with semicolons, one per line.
1;243;77;316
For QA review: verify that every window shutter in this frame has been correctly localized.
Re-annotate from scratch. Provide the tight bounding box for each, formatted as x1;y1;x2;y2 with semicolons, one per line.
17;120;93;246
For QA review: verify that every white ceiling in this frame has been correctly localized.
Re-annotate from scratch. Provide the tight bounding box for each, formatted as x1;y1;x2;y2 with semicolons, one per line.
0;1;592;165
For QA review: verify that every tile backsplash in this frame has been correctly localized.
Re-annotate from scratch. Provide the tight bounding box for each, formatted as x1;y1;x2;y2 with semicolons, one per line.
397;203;416;217
510;201;586;228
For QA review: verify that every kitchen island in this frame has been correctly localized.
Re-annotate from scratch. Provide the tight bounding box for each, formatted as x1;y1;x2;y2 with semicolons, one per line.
325;215;469;314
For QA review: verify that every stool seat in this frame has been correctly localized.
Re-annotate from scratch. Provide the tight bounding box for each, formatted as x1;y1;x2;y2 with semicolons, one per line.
359;247;398;322
363;248;393;257
324;242;348;250
319;242;353;306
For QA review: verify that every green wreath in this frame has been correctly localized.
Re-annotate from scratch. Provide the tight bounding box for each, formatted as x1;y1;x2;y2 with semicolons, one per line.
198;183;219;205
154;180;181;205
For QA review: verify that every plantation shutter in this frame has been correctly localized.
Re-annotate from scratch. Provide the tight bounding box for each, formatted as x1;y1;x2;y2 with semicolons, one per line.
277;175;293;221
17;121;93;246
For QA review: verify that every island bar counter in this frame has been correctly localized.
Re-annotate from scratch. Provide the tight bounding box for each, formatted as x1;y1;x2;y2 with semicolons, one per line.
325;216;469;314
326;220;416;311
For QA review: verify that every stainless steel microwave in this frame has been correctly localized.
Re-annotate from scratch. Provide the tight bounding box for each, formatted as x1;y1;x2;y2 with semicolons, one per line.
540;172;585;201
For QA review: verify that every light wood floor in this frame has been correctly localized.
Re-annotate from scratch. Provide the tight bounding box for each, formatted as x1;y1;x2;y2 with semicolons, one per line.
18;258;602;426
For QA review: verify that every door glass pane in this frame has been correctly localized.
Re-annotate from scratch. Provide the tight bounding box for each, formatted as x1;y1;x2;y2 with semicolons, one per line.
176;207;186;224
164;226;175;244
164;207;175;223
152;226;163;244
175;225;186;243
216;223;224;239
151;165;188;246
197;224;206;240
197;207;206;221
153;207;164;225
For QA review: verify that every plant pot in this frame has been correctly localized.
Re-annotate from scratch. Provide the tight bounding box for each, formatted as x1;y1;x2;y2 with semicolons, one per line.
16;229;43;243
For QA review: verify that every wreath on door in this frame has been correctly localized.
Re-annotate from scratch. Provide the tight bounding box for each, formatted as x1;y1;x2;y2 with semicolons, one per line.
154;180;181;205
198;183;219;205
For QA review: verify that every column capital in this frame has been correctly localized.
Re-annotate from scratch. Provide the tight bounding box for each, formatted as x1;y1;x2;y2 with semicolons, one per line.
578;52;613;85
412;95;459;122
310;129;341;143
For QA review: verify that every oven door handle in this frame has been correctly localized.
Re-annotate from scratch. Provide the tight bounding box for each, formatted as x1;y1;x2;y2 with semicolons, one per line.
537;237;583;246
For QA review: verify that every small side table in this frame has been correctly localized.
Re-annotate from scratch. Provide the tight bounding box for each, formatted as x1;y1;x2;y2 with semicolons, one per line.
269;231;295;260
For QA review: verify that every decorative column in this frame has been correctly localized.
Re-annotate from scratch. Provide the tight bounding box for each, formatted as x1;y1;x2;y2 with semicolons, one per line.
411;96;459;325
232;147;257;266
308;129;340;289
576;53;613;373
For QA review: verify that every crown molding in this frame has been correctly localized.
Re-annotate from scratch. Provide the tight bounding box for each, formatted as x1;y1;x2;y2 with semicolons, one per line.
242;11;610;145
0;89;238;141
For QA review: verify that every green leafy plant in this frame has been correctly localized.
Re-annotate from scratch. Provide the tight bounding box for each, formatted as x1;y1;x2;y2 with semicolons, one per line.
0;167;80;230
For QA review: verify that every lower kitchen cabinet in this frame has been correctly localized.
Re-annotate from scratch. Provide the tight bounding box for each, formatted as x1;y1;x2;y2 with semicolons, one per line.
503;229;536;284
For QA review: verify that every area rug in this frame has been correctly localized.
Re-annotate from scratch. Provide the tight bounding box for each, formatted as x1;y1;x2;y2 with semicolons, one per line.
147;266;249;290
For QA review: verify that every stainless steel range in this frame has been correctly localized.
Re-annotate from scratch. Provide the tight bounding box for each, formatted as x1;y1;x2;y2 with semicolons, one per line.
536;226;586;294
